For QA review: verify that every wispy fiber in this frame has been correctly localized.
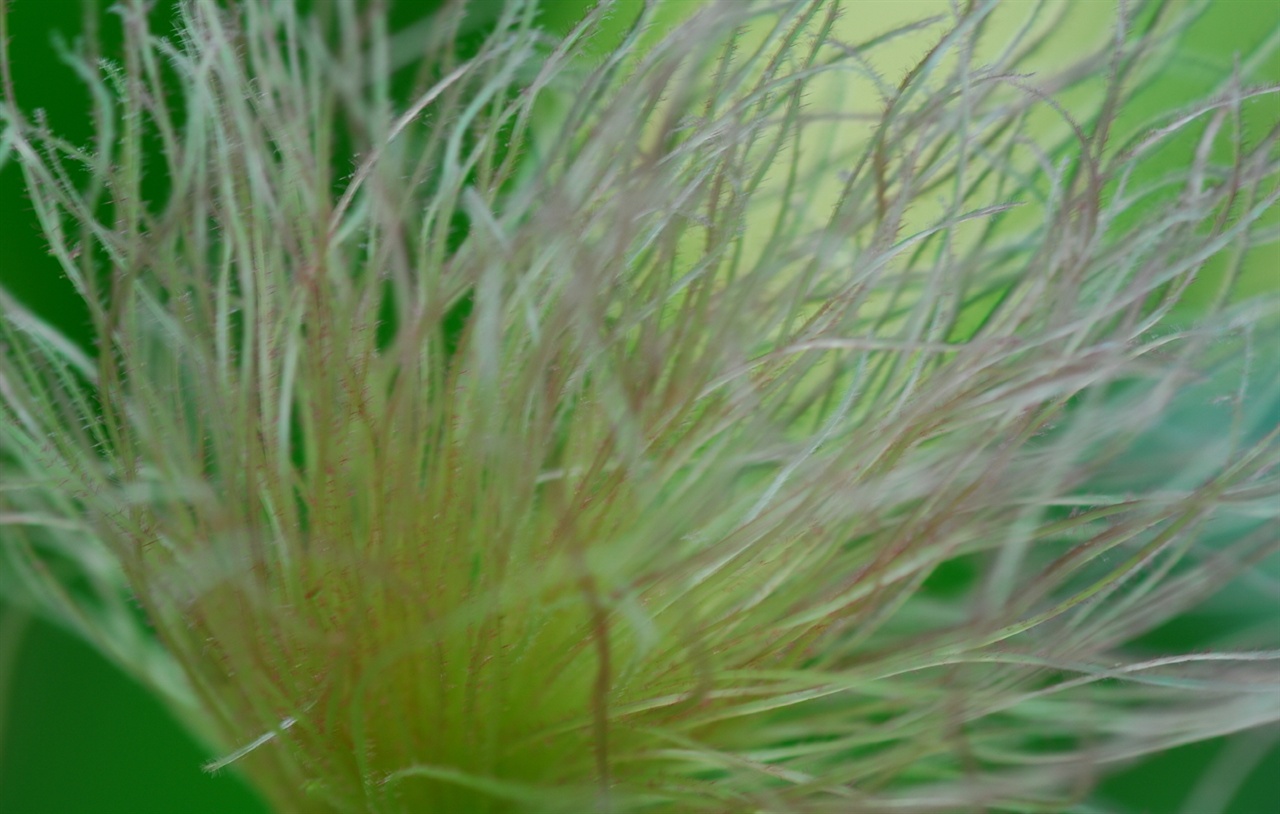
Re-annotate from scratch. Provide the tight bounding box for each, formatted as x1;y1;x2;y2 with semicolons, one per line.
1;0;1277;811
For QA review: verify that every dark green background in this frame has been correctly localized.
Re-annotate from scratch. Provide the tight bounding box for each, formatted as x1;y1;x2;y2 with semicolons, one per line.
1;1;1277;812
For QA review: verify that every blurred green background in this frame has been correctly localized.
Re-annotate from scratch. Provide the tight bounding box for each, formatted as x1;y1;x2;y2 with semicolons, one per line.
1;1;1276;812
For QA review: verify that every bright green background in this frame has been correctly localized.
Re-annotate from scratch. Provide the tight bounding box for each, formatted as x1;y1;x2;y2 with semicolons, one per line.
1;1;1277;812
